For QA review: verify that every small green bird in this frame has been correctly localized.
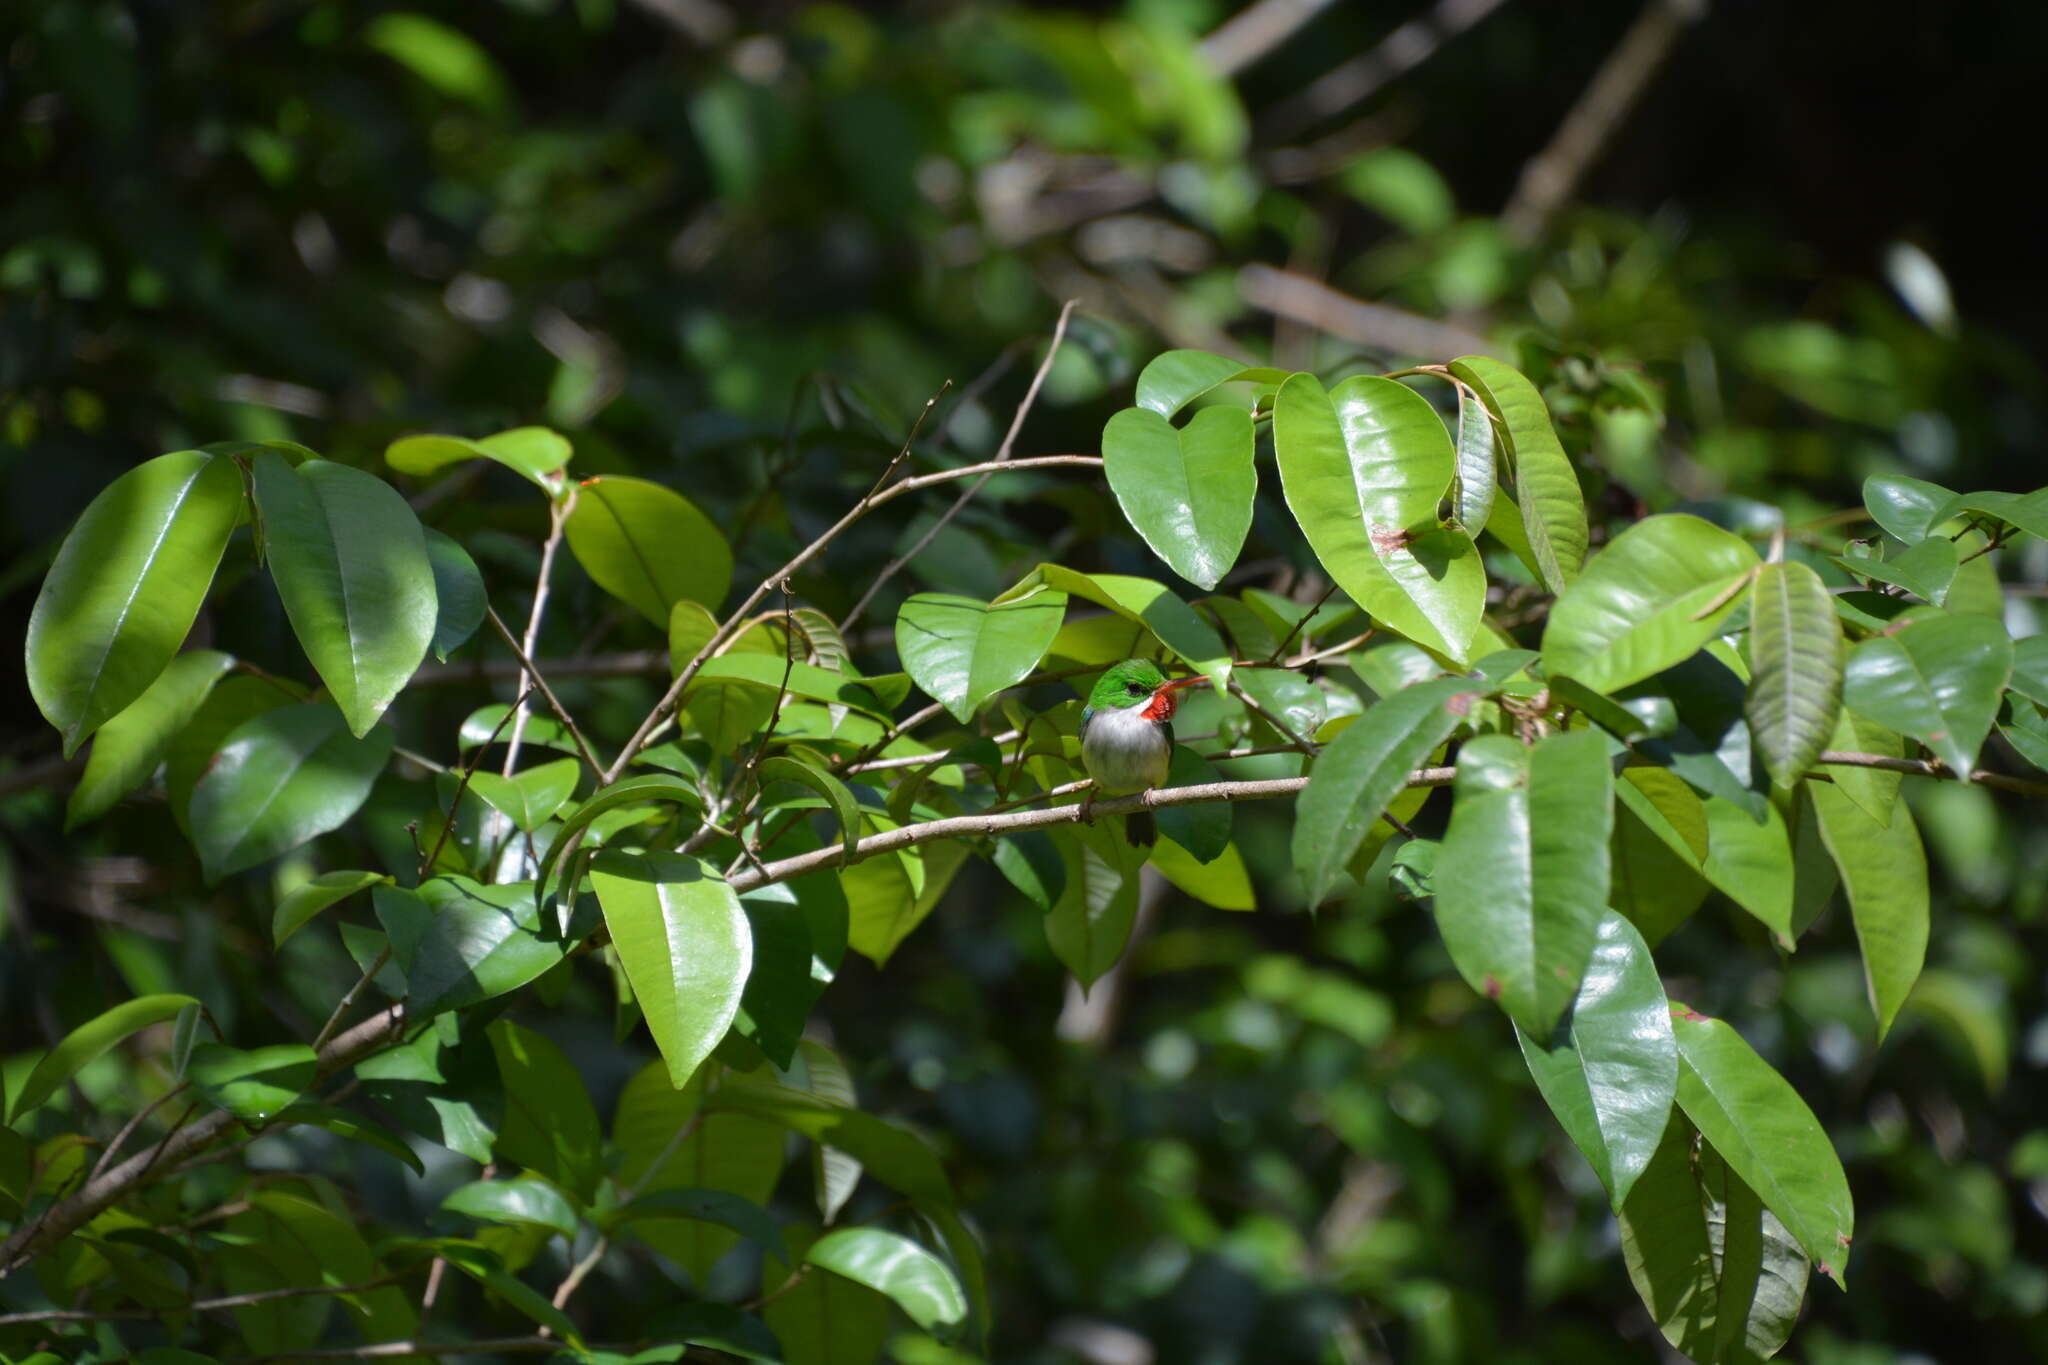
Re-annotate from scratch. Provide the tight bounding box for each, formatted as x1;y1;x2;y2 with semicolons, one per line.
1079;658;1201;846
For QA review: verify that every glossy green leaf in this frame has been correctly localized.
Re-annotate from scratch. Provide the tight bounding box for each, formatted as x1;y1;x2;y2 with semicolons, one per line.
2004;634;2048;708
617;1187;785;1258
1133;349;1284;418
1832;535;1957;605
1619;1111;1809;1364
9;993;199;1121
896;588;1067;722
1671;1006;1854;1280
1862;473;1957;543
1746;561;1843;786
1006;564;1233;684
806;1227;968;1330
468;758;582;834
66;649;234;829
490;1020;603;1200
273;871;389;946
1517;910;1678;1209
252;452;435;737
1937;487;2048;542
1271;371;1482;660
590;852;752;1088
272;1102;425;1175
993;830;1065;910
1434;730;1613;1036
1543;515;1759;695
458;702;580;756
1842;612;2011;776
394;876;571;1018
766;1228;893;1365
357;1017;502;1164
733;891;818;1067
423;528;487;660
1045;831;1140;988
1150;837;1254;910
1451;380;1497;532
1294;677;1474;905
1700;793;1795;941
442;1175;579;1239
28;450;245;755
1449;355;1587;590
1821;703;1904;824
386;426;572;489
536;774;705;906
759;756;861;860
1809;780;1928;1038
1102;403;1255;590
565;474;732;623
188;1042;317;1121
188;703;392;883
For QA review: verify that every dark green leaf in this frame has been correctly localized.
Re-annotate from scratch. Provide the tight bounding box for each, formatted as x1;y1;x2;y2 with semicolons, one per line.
272;1102;426;1174
616;1187;785;1258
399;876;572;1018
536;774;705;906
1045;829;1141;989
252;452;435;737
1102;403;1256;591
274;870;390;946
1745;560;1843;786
565;474;732;623
188;703;391;883
489;1020;603;1200
992;830;1066;910
1936;487;2048;542
614;1060;784;1282
1154;744;1230;863
28;450;245;755
1862;474;1957;543
66;649;234;829
760;756;861;860
188;1042;317;1121
423;528;487;661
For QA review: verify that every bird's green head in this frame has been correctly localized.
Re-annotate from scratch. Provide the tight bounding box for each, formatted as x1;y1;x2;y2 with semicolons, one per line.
1086;658;1198;714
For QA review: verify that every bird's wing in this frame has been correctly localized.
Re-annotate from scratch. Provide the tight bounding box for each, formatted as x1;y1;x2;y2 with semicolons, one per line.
1079;706;1095;743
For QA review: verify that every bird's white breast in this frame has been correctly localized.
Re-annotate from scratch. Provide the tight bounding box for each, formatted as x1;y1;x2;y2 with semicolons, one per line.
1082;704;1173;794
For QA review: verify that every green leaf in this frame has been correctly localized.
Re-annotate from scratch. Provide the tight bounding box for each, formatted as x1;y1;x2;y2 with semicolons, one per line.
164;677;304;836
614;1060;784;1281
1612;780;1710;947
1271;371;1482;660
188;703;393;883
1831;535;1957;604
1294;678;1475;905
759;756;861;861
272;1102;425;1175
386;426;572;490
9;993;199;1121
1434;730;1612;1037
689;653;894;717
1862;474;1957;543
229;1191;416;1347
1448;355;1588;590
1102;404;1256;591
28;450;245;755
1700;793;1795;942
1670;1006;1854;1281
357;1017;502;1164
733;891;818;1067
806;1227;968;1331
644;1303;783;1363
397;876;572;1018
490;1020;603;1200
896;588;1067;723
1451;380;1497;532
1517;910;1678;1209
1045;831;1140;988
536;774;706;906
1150;837;1255;911
590;852;752;1089
442;1175;579;1239
458;702;580;757
1821;698;1905;823
1010;564;1233;684
1154;745;1230;863
2009;635;2048;707
992;830;1065;910
252;452;436;737
766;1229;893;1365
1133;349;1284;418
1542;514;1759;695
1619;1111;1809;1364
1936;487;2048;542
1745;560;1843;786
844;831;969;964
274;871;389;946
616;1187;785;1259
1809;781;1929;1039
565;474;732;623
468;758;582;834
434;1242;581;1344
188;1042;317;1121
1842;612;2012;776
423;528;487;661
66;649;234;829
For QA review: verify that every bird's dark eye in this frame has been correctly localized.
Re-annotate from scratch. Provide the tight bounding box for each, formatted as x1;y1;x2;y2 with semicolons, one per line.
1128;682;1146;696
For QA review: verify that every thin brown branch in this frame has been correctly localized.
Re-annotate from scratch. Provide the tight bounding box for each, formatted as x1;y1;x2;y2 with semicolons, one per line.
1228;678;1320;757
1816;750;2048;800
311;946;391;1052
0;1276;401;1326
502;486;579;776
838;300;1080;635
486;607;603;774
1265;580;1341;664
1260;0;1512;138
1237;265;1495;360
1201;0;1342;76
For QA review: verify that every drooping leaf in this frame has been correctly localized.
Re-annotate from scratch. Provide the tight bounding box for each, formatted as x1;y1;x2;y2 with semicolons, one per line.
1542;515;1759;695
1700;793;1795;942
589;852;752;1088
252;452;436;737
9;993;200;1121
1832;535;1958;605
423;528;487;661
66;649;234;829
1449;355;1588;590
1517;910;1678;1209
805;1227;969;1331
1670;1006;1855;1281
1433;730;1612;1036
992;830;1066;910
565;475;733;623
1841;612;2012;777
1451;380;1498;533
489;1019;604;1200
1745;560;1844;786
28;450;245;755
1149;837;1255;910
535;774;706;906
614;1061;784;1282
273;871;390;947
188;703;393;883
1293;677;1474;905
187;1042;317;1121
272;1102;425;1175
386;426;572;489
433;1242;581;1344
766;1227;893;1365
1271;371;1483;660
357;1016;503;1164
1619;1111;1810;1363
895;588;1068;722
1809;780;1929;1039
1006;564;1233;685
442;1175;580;1239
226;1191;416;1348
1102;403;1256;590
734;889;820;1067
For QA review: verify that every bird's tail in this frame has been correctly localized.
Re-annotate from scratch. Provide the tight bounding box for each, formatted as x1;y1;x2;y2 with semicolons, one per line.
1125;810;1156;847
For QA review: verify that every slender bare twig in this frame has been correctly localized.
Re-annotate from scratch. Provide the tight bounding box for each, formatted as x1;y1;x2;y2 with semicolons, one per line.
0;1276;403;1326
838;300;1080;636
84;1081;186;1185
1264;580;1341;665
1260;0;1512;137
244;1337;634;1362
1227;678;1320;757
311;947;391;1053
1201;0;1342;76
485;606;604;773
1237;265;1495;360
502;487;578;777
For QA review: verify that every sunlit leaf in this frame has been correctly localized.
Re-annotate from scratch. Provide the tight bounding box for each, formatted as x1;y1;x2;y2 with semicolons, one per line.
1809;780;1929;1038
805;1227;968;1330
189;703;393;883
9;993;199;1121
1449;355;1588;590
1102;403;1255;590
896;588;1068;722
566;475;733;623
1746;560;1843;786
1841;612;2011;777
590;852;752;1088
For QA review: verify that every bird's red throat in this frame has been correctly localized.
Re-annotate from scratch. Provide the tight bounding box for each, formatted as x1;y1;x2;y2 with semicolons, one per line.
1139;676;1201;723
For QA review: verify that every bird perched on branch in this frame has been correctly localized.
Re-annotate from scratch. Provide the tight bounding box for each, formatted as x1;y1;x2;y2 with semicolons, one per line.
1079;659;1202;846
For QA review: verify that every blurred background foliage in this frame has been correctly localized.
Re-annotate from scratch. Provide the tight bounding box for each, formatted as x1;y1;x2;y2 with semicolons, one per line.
5;0;2048;1360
